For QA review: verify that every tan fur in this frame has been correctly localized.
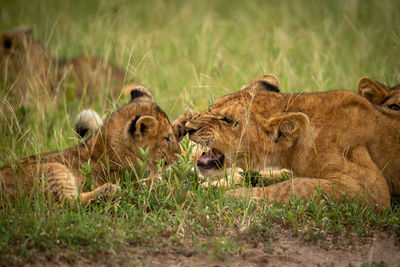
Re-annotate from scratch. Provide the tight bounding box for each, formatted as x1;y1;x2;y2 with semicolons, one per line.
74;85;154;138
357;77;400;119
195;75;290;187
199;167;291;188
186;75;400;208
200;167;244;188
0;26;129;109
74;99;197;142
171;109;199;142
0;87;181;205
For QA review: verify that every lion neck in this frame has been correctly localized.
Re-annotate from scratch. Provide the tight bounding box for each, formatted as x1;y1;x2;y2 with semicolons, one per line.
65;133;118;177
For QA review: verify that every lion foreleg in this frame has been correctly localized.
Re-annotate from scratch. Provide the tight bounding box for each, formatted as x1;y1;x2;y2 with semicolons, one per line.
79;183;120;205
226;178;334;202
200;167;243;188
259;168;292;181
226;169;390;208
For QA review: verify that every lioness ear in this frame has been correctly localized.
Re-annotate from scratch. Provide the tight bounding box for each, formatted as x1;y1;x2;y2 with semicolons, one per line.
129;115;158;137
242;74;280;93
357;77;389;105
125;85;153;102
262;112;309;143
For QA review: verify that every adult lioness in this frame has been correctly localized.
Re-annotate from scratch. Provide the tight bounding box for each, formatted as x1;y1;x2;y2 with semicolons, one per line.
185;75;400;208
0;86;181;205
357;77;400;118
0;26;128;109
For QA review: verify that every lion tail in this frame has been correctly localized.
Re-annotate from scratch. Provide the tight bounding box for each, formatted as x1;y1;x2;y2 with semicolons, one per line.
74;109;103;138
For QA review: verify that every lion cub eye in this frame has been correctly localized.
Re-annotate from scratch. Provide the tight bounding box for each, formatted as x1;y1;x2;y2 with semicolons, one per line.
388;104;400;111
220;117;238;127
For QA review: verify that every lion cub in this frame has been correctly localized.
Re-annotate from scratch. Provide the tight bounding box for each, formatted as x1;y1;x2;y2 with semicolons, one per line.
195;74;291;188
186;74;400;208
0;26;128;109
357;77;400;117
0;86;181;205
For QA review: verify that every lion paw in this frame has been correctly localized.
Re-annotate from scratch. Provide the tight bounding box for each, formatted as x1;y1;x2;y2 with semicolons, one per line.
225;187;251;199
225;187;266;201
97;183;121;195
172;109;199;141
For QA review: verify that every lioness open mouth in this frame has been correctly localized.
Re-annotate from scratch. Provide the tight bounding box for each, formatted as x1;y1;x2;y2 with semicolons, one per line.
197;147;224;169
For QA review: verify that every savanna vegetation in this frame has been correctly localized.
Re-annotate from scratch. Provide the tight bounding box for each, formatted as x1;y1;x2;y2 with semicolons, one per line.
1;0;399;265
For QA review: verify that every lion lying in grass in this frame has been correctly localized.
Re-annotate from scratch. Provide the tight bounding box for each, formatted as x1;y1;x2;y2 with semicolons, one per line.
186;74;400;208
0;86;187;205
0;26;129;109
193;76;400;190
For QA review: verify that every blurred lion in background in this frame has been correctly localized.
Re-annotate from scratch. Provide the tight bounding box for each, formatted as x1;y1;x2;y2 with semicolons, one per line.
0;26;131;112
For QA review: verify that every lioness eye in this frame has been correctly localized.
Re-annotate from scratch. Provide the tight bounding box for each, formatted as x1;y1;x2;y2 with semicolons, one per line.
388;104;400;111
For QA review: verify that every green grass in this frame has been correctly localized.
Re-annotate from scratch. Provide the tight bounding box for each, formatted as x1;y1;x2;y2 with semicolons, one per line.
1;0;400;265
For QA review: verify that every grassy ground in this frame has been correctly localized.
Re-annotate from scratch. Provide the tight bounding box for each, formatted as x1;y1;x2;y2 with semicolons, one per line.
1;0;400;265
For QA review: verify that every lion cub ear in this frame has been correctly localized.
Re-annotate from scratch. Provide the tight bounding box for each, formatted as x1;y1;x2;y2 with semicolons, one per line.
241;74;280;93
357;77;389;105
262;112;309;143
129;115;158;137
124;85;154;102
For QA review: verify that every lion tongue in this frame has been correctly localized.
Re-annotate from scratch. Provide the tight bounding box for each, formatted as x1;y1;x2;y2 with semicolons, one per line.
197;148;224;169
198;151;218;165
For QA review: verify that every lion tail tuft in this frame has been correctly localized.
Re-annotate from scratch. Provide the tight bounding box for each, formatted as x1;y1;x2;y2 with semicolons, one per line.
74;109;103;138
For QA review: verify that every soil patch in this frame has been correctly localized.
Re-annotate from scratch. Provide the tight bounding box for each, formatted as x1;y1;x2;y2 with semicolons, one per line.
29;230;399;267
